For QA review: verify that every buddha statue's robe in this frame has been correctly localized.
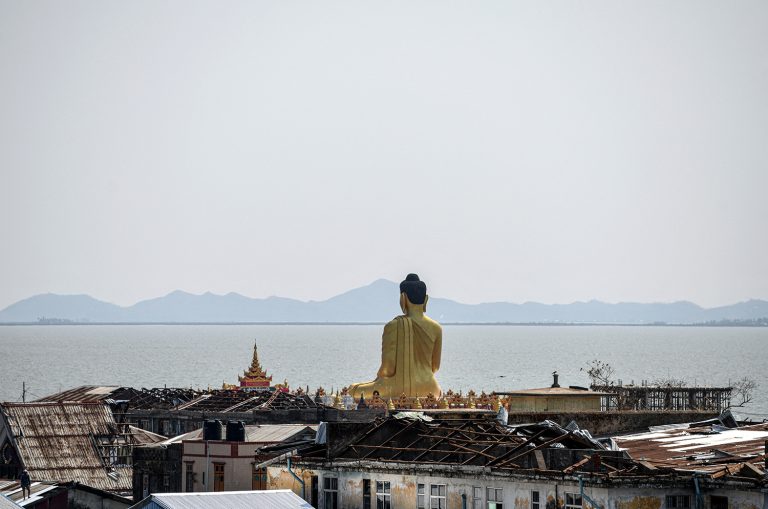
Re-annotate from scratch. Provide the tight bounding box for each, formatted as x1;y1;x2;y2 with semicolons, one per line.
349;315;442;399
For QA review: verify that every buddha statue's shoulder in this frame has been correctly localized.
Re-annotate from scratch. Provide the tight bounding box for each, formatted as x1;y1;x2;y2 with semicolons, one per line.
421;314;443;335
386;315;441;335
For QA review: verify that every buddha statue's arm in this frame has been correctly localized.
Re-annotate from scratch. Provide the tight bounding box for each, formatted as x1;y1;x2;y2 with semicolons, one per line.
376;320;398;378
432;327;442;373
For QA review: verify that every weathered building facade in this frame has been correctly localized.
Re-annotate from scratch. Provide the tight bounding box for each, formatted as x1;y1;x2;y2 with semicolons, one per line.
131;423;316;501
265;415;768;509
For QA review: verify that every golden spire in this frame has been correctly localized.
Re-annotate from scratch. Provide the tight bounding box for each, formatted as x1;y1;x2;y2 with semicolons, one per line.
236;341;273;388
246;342;265;375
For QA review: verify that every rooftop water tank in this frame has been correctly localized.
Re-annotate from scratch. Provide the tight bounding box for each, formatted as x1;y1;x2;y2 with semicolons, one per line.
203;420;223;441
226;420;246;442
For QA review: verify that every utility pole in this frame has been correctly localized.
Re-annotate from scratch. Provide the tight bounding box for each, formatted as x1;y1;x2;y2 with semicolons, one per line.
22;382;26;403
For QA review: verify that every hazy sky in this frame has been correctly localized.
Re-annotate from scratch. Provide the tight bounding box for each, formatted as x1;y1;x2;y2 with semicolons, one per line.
1;1;766;310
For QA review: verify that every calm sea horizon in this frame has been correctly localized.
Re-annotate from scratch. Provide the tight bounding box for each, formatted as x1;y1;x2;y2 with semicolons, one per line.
1;324;766;419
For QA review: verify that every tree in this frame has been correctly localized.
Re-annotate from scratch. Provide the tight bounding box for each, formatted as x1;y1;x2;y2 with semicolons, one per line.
731;377;757;407
581;359;615;387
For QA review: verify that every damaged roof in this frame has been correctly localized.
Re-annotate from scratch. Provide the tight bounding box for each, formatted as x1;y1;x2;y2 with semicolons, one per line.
34;386;124;403
0;402;163;493
313;415;623;472
36;386;326;412
614;421;768;478
36;386;201;409
173;390;322;412
296;414;768;488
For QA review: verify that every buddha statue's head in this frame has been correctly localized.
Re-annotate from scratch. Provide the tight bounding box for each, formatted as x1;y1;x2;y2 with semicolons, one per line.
399;273;428;313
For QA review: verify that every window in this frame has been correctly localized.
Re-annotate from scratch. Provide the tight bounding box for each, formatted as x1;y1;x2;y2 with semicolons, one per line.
487;487;503;509
565;493;582;509
531;491;540;509
417;483;426;509
430;484;446;509
472;487;483;509
376;481;391;509
323;477;338;509
363;479;371;509
666;496;691;509
185;462;194;492
252;464;267;490
213;463;224;492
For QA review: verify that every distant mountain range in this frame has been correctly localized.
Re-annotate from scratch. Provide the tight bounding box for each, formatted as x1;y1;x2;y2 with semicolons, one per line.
1;279;767;324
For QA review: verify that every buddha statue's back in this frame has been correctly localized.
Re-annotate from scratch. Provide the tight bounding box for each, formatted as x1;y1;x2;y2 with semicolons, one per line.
349;274;442;399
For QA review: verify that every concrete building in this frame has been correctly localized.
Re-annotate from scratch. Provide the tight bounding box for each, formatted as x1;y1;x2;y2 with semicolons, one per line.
132;422;316;501
265;414;768;509
180;424;316;493
501;386;610;412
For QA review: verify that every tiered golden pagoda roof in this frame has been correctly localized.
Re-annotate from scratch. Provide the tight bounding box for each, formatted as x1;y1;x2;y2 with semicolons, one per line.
237;342;273;388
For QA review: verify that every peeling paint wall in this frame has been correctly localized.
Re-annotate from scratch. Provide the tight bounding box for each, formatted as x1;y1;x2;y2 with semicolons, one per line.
268;465;316;500
508;395;602;412
271;465;767;509
565;486;766;509
615;495;662;509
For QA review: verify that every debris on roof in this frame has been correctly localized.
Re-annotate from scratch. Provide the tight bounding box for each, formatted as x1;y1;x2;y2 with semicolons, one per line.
614;421;768;476
36;386;325;413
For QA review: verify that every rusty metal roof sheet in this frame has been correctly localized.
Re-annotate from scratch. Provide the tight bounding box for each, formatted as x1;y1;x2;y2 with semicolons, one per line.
37;386;325;412
614;421;768;474
0;402;136;493
172;424;317;444
34;386;124;403
129;426;168;445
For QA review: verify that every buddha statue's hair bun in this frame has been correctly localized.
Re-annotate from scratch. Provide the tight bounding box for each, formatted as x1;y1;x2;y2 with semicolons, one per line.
400;273;427;304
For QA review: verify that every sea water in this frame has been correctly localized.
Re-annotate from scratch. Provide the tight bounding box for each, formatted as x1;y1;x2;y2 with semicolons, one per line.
0;324;765;418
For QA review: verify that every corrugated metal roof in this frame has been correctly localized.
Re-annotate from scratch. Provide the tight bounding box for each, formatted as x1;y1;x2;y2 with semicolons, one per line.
131;490;313;509
0;402;161;493
34;386;124;403
0;496;22;509
171;424;317;444
614;421;768;473
37;386;324;411
0;480;60;507
129;426;168;445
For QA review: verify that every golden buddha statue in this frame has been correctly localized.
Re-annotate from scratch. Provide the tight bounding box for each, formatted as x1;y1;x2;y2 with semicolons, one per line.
349;274;442;399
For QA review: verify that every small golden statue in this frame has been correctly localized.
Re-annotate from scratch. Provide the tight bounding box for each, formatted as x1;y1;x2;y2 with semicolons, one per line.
348;274;443;399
